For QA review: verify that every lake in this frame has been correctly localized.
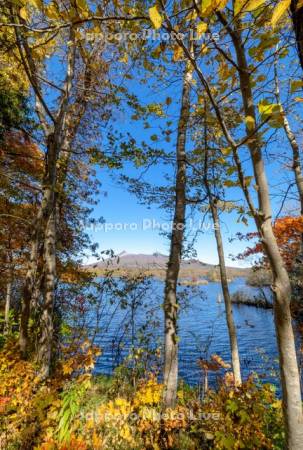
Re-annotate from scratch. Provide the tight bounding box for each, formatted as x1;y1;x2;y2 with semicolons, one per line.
87;277;284;388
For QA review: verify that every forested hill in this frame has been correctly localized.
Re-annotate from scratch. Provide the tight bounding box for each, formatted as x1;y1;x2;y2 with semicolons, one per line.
87;252;249;279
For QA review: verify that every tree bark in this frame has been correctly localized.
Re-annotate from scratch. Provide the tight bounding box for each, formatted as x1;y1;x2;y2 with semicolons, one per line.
36;134;58;377
4;278;12;335
225;19;303;448
19;220;42;354
19;139;57;356
37;207;56;378
202;101;242;386
210;201;242;386
163;66;191;408
291;1;303;74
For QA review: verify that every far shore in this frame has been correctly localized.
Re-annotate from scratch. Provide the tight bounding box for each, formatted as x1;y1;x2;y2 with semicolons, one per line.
85;266;249;282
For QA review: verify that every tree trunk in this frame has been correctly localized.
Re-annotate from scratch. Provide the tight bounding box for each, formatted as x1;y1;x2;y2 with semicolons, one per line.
37;208;56;378
19;231;41;354
163;66;191;408
291;1;303;74
4;278;12;335
274;63;303;251
19;151;55;356
202;110;242;386
36;134;58;378
280;100;303;254
229;23;303;448
211;201;242;386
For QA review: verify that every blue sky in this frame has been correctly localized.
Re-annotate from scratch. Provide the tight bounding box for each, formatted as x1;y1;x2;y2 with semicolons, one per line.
80;58;252;266
86;169;254;267
81;39;301;268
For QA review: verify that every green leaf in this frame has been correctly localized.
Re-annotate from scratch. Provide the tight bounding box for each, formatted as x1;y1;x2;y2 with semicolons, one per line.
226;399;239;412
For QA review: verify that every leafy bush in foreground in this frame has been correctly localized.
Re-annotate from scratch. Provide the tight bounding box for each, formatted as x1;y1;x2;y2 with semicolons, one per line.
0;341;284;450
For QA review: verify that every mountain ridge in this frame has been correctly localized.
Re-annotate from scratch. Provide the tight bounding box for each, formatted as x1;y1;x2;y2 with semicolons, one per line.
86;252;249;279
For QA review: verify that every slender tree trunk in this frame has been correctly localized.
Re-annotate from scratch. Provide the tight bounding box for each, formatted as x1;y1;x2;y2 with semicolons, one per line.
4;278;12;335
291;1;303;74
285;120;303;216
274;63;303;251
202;103;242;386
163;66;191;408
210;201;242;385
228;22;303;448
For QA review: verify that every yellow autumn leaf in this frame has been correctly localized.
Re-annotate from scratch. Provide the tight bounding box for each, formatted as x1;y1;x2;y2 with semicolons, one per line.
234;0;265;15
295;97;303;102
29;0;43;9
149;5;163;30
119;53;129;63
290;80;303;92
245;115;256;131
234;0;244;16
196;22;208;37
173;45;183;61
45;2;59;19
201;43;208;55
76;0;88;11
186;10;198;20
221;147;232;156
245;0;266;12
244;176;254;186
76;0;89;17
92;431;103;448
200;0;213;17
271;0;291;28
62;362;73;375
19;6;28;20
215;0;229;10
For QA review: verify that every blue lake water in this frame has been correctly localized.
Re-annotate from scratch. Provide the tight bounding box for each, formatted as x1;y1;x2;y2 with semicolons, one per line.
87;277;284;388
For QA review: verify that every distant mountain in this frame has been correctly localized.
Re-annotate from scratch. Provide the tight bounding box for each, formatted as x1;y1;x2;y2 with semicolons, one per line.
86;252;249;279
